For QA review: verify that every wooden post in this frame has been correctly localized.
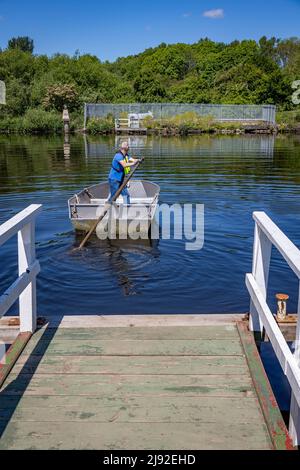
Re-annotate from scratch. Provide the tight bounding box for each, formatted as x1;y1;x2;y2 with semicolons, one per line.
18;221;37;333
249;222;272;336
289;281;300;446
63;105;70;134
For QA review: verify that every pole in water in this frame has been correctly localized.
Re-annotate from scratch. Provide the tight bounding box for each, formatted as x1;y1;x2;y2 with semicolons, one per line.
63;104;70;134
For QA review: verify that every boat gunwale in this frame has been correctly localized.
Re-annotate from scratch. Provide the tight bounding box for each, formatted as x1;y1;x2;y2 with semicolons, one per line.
69;179;160;204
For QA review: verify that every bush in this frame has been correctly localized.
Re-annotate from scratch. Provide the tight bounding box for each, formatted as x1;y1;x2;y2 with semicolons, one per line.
0;115;20;132
86;116;114;134
149;113;218;133
0;108;62;134
20;108;62;133
277;110;300;128
43;83;79;111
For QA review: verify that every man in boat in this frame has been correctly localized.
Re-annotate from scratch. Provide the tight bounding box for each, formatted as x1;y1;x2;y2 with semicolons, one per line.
108;141;138;204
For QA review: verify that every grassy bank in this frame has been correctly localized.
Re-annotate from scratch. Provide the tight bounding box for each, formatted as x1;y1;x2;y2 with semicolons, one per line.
0;108;83;134
85;112;276;136
276;110;300;132
1;109;299;135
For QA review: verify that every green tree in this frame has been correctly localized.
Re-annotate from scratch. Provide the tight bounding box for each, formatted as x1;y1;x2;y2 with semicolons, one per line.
43;83;79;111
133;68;167;102
1;34;300;120
8;36;34;54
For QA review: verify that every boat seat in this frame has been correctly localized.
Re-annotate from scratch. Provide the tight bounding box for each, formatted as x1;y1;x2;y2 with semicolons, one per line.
90;197;154;205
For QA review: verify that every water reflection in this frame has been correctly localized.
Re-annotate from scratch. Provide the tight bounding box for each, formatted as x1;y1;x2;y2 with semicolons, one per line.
83;134;276;160
84;134;150;159
0;134;300;315
72;233;160;296
63;133;71;161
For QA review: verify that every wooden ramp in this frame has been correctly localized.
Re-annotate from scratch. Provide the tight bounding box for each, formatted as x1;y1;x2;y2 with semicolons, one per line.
0;315;293;450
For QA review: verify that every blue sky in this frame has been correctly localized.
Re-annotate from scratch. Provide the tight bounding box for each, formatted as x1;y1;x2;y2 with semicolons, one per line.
0;0;299;61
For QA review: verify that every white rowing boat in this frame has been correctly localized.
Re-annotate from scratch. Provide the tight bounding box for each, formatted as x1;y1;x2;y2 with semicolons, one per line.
68;179;160;235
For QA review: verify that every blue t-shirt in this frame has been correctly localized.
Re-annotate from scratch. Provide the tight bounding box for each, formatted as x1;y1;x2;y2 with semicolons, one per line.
108;152;129;182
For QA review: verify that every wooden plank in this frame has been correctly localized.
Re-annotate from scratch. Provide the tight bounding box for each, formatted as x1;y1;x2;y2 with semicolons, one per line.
0;333;31;389
11;354;248;376
0;329;18;343
21;338;244;356
31;325;239;341
39;314;247;328
0;421;272;450
278;324;297;342
237;322;294;450
0;373;254;397
0;393;259;409
0;395;267;424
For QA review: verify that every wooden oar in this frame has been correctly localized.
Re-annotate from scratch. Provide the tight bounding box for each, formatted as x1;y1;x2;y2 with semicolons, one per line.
76;158;144;250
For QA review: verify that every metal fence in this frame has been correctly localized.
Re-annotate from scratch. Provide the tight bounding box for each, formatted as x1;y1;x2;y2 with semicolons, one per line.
84;103;276;127
0;81;6;105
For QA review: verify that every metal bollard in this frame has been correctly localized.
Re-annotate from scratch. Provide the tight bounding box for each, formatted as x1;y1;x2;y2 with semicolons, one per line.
276;293;289;321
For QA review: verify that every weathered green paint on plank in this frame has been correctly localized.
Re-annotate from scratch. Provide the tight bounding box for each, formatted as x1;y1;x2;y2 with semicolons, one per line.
0;394;260;410
32;325;239;341
12;354;248;376
0;333;31;389
0;395;266;424
22;339;244;356
0;421;273;450
0;324;287;450
1;373;254;397
237;322;294;451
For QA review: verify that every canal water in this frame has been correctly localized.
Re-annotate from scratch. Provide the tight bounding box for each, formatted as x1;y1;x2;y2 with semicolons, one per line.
0;134;300;316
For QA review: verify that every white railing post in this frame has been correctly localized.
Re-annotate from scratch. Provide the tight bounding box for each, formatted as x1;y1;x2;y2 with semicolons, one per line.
289;282;300;446
246;211;300;447
249;221;272;335
0;205;41;334
18;220;37;333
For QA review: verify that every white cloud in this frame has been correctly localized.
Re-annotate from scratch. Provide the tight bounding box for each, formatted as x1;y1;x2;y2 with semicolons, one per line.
145;25;152;31
182;12;191;18
203;9;224;19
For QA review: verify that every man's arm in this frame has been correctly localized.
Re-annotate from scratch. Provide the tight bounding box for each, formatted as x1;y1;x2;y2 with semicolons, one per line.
119;158;138;168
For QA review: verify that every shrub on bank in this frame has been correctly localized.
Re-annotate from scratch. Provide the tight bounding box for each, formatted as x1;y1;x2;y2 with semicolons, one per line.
276;110;300;131
0;108;85;134
0;116;20;132
0;108;62;134
141;112;242;134
20;108;62;133
86;116;115;134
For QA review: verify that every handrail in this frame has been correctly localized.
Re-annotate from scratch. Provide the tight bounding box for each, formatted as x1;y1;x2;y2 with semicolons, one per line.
246;211;300;446
253;211;300;278
0;204;42;333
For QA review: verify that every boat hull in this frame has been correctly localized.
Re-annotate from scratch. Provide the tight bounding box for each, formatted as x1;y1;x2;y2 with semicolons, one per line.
68;180;160;238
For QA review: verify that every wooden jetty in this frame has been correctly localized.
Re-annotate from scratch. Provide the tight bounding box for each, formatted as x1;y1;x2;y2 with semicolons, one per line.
115;117;147;134
0;315;294;450
0;205;299;450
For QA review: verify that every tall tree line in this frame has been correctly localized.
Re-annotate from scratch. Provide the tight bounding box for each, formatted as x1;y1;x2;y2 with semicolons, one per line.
0;35;299;118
